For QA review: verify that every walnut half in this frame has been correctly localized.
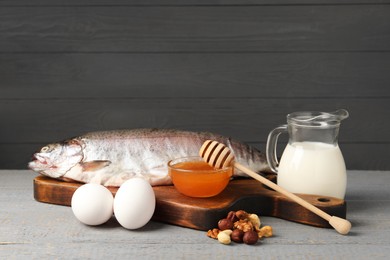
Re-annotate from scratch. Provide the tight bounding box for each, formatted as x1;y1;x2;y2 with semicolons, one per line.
257;225;273;238
234;219;254;232
207;228;220;239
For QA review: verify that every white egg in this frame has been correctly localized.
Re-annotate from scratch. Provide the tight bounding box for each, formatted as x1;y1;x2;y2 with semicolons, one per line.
71;184;114;226
114;178;156;229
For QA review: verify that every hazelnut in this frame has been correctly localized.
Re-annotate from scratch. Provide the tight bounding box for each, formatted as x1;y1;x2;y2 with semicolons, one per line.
230;229;244;243
228;211;238;221
236;210;249;220
227;211;239;223
243;230;259;245
218;218;233;231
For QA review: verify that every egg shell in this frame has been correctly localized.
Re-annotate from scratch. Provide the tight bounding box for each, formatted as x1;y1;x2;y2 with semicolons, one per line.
71;184;114;226
114;178;156;229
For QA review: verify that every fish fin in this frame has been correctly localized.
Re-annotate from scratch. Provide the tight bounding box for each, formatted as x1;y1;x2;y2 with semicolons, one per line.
80;160;111;172
58;176;84;183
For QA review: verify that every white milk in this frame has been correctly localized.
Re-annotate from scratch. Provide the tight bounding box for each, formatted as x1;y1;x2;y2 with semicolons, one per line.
277;141;347;199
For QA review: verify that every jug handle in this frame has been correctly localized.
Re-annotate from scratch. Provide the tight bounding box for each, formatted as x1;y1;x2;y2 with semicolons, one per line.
266;125;288;173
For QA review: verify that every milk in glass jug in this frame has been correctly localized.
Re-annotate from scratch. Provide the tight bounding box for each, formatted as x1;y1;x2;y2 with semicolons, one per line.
266;109;349;199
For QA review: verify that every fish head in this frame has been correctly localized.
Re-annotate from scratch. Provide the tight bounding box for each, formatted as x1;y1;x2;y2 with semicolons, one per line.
28;139;84;178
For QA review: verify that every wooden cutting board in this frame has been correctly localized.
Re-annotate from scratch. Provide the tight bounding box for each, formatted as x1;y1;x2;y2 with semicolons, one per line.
33;175;346;231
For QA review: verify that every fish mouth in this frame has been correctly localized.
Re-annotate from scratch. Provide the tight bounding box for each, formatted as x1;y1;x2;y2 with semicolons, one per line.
28;153;52;171
31;153;48;165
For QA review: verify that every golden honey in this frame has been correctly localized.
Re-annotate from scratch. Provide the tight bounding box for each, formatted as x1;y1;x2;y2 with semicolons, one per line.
168;157;233;198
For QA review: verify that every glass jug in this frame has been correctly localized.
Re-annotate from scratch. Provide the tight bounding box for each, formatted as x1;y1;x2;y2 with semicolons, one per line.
266;109;349;199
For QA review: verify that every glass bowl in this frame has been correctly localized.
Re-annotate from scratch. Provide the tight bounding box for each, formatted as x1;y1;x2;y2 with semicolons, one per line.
167;156;233;198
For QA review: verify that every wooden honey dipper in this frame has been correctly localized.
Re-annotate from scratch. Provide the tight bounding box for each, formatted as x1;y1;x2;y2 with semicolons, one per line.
199;140;352;235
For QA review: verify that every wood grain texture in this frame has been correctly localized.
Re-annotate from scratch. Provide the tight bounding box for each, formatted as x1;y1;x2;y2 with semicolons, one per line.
0;1;389;170
0;98;387;143
1;53;389;99
0;5;389;52
2;0;390;6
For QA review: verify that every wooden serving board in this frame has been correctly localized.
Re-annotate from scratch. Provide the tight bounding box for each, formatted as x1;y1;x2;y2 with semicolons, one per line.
34;175;346;231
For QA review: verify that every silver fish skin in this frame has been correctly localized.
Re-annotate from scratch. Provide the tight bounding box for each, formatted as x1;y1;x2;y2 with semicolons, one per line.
28;128;270;186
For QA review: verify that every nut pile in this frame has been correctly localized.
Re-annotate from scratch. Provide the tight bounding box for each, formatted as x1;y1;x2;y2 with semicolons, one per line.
207;210;273;245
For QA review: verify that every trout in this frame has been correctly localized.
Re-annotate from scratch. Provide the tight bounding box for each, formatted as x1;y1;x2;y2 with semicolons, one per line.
28;129;270;186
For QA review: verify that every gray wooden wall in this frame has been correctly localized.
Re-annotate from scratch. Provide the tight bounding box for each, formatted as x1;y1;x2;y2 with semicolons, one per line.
1;0;389;170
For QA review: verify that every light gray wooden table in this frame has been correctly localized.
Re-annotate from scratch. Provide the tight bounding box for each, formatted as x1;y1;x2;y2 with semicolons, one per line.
1;170;389;259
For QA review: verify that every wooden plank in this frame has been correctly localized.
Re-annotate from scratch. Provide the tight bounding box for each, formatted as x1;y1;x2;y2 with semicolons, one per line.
326;143;390;171
1;53;389;99
0;144;37;169
0;5;389;52
1;0;390;6
345;170;390;201
0;98;388;143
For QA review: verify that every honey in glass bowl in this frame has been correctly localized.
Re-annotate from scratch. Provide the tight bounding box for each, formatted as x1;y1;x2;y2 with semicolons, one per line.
168;156;233;198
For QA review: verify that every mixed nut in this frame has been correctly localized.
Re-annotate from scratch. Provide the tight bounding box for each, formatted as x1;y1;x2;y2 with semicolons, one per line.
207;210;273;245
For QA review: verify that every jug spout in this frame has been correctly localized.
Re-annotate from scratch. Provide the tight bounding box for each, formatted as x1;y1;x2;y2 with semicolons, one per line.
331;109;349;121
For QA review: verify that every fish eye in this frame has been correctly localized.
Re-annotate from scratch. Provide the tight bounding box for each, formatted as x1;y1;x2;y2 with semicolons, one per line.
40;146;50;153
